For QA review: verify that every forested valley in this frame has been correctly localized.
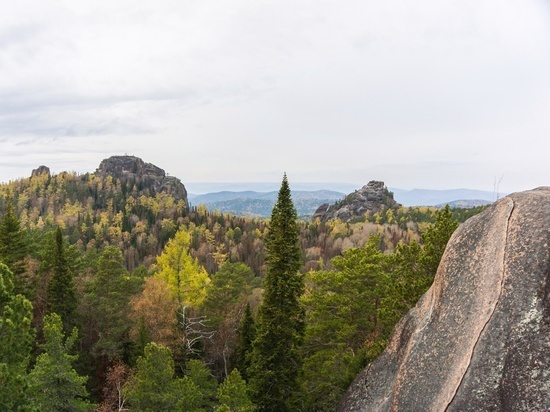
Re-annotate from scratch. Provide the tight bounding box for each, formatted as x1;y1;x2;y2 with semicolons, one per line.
0;158;482;411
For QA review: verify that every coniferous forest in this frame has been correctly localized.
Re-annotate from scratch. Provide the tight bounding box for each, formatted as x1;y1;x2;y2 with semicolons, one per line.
0;160;475;411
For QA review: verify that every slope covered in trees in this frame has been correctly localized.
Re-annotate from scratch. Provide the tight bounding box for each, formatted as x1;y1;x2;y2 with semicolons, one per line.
0;157;475;410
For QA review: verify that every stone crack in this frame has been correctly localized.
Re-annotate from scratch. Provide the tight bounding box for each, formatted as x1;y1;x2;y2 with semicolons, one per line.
444;198;515;411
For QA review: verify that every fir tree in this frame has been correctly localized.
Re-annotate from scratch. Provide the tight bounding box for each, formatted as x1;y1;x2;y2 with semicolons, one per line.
235;302;255;382
248;174;304;411
0;263;34;410
46;227;78;332
0;197;28;295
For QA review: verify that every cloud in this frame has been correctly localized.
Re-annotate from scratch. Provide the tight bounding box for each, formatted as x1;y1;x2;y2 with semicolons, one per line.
0;0;549;191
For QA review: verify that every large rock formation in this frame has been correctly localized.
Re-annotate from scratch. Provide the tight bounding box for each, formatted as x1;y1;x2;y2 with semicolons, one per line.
96;155;188;204
31;165;51;178
340;187;550;411
313;181;400;222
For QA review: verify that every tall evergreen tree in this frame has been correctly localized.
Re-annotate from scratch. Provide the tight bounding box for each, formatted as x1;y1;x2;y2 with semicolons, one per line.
248;174;304;411
0;197;28;295
85;246;141;361
46;227;78;332
235;302;255;382
0;263;34;410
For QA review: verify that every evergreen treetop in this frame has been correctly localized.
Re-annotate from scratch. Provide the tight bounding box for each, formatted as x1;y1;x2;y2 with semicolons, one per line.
249;174;305;411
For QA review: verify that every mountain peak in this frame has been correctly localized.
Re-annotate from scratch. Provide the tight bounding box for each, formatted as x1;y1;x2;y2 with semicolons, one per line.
96;155;188;203
313;180;400;222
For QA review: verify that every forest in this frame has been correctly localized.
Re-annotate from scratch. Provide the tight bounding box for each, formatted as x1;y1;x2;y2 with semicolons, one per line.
0;165;476;411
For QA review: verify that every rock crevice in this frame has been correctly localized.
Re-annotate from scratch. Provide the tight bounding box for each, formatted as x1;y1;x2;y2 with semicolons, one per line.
444;198;515;411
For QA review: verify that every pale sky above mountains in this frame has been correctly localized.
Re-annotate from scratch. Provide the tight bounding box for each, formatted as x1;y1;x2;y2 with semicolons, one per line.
1;0;549;193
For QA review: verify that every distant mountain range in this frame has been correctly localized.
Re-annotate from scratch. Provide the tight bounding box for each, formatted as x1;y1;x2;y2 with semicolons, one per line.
391;188;501;207
188;185;502;217
188;190;346;217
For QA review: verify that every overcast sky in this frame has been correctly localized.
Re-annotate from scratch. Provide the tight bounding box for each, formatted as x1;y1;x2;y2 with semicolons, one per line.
1;0;549;193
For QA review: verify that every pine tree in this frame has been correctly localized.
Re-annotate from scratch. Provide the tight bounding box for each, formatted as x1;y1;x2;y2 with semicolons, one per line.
248;174;304;411
419;204;459;280
0;197;28;295
28;313;93;412
123;342;202;411
0;263;34;410
46;227;78;332
235;302;255;382
185;359;218;411
85;246;141;361
217;369;254;412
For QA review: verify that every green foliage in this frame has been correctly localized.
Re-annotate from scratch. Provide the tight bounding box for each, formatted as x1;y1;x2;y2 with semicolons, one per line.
202;262;257;328
46;227;78;332
84;246;143;362
217;369;254;412
419;204;459;278
0;263;34;411
28;313;93;412
249;174;305;411
0;198;28;295
235;302;255;382
123;343;202;412
299;235;390;411
185;359;218;410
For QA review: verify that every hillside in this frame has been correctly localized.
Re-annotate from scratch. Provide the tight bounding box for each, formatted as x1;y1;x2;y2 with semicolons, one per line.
0;155;493;409
0;156;488;274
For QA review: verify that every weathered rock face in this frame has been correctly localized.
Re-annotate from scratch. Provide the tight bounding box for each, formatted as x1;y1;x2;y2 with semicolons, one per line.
340;187;550;411
96;156;188;204
313;181;400;222
31;165;51;178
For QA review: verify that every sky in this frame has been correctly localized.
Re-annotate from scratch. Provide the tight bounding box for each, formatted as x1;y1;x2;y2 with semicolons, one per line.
1;0;549;193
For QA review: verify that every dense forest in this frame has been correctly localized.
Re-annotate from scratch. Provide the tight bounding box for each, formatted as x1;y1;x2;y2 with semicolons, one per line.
0;160;480;411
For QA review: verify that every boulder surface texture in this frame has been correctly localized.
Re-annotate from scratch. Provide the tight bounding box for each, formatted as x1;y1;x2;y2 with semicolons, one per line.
340;187;550;411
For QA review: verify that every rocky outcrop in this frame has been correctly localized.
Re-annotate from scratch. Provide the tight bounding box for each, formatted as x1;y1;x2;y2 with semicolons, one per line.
31;165;51;178
313;181;400;222
96;156;188;204
339;187;550;411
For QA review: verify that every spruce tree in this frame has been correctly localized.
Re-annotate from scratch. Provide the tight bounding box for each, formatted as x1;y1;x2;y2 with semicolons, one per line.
0;197;28;295
235;302;255;382
0;263;34;410
46;227;78;332
248;174;304;411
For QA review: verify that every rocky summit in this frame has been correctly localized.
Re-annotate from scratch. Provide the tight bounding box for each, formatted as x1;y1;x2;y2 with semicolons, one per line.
96;155;188;203
313;181;400;222
339;187;550;411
